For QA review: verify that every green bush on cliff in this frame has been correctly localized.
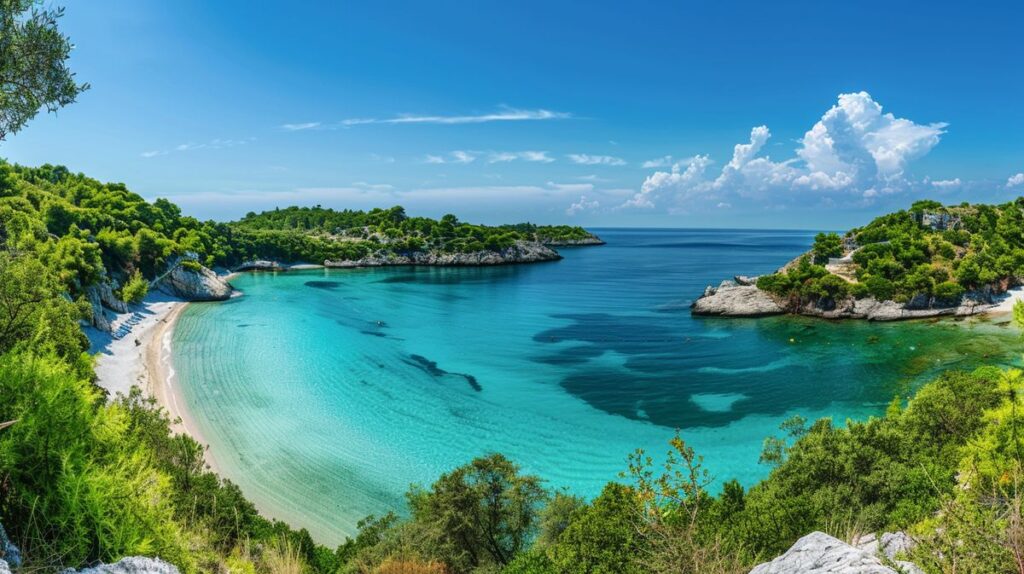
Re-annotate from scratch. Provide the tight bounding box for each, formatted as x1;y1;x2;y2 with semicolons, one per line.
120;269;148;304
811;232;843;264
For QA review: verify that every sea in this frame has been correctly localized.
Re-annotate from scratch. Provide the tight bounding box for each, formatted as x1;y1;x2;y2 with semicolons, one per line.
171;228;1021;542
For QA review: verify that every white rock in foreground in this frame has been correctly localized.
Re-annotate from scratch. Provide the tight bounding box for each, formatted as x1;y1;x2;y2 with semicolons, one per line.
71;556;180;574
749;532;923;574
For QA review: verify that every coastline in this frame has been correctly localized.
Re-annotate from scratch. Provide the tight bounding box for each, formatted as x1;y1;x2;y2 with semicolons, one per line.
88;293;219;472
692;280;1024;322
144;301;220;472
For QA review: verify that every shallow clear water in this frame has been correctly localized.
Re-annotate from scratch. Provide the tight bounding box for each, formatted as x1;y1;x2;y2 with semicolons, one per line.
173;228;1022;543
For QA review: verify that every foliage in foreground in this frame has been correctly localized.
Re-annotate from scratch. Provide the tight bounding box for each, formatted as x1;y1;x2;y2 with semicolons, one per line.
0;0;88;141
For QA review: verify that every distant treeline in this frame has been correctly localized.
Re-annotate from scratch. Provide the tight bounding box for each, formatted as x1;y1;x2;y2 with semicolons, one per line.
0;161;599;298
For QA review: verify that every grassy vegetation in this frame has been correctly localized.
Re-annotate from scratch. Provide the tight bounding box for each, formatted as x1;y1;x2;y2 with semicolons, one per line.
758;199;1024;307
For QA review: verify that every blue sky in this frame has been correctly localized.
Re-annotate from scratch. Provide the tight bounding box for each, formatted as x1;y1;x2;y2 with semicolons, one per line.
3;0;1023;228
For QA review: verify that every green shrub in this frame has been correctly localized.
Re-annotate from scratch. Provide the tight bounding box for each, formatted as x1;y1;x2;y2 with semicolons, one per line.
179;258;203;272
933;280;965;302
811;232;843;264
120;269;148;304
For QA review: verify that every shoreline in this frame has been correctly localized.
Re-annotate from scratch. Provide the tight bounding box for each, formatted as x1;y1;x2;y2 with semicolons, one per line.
88;293;219;472
692;281;1024;322
144;301;220;472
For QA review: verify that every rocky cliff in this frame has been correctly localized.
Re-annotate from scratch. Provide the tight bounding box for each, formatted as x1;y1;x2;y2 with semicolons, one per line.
325;240;562;268
693;278;1000;321
86;281;131;333
154;261;233;301
749;531;922;574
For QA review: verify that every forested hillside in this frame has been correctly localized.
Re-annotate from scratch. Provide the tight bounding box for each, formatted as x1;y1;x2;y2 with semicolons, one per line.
758;199;1024;308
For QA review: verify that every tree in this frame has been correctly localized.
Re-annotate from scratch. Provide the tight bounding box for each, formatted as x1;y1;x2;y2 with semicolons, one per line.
0;1;88;140
407;453;547;573
811;232;843;264
120;269;148;304
0;252;87;358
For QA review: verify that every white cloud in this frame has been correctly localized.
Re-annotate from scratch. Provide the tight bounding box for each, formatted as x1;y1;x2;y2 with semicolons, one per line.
567;154;627;166
341;107;571;126
717;202;732;209
281;122;321;131
451;150;477;164
487;150;555;163
1008;173;1024;188
140;150;166;158
352;181;395;192
424;151;478;164
547;182;594;193
642;156;673;168
566;195;601;216
930;178;961;189
625;92;947;211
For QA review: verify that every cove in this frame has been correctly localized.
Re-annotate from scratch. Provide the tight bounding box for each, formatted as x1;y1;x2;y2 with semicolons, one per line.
171;228;1022;543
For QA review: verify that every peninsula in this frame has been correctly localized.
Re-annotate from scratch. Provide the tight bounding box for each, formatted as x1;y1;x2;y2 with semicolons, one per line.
692;199;1024;320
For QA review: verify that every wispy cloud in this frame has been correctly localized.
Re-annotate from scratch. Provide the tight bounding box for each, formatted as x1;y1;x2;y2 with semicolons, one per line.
141;137;254;159
487;150;555;163
1008;173;1024;188
175;137;255;152
423;150;479;164
369;153;396;163
567;154;627;166
341;107;571;126
642;155;674;168
547;182;594;193
929;178;961;189
352;181;395;192
281;122;321;131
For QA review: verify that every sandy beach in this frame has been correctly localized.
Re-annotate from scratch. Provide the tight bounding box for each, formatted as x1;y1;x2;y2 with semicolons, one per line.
993;286;1024;314
88;293;217;471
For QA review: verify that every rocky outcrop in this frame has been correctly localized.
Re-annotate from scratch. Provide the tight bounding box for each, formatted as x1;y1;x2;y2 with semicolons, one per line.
541;236;605;246
691;282;785;317
72;557;181;574
749;532;922;574
325;240;562;268
855;531;917;562
86;281;131;333
693;280;1000;321
155;262;232;301
233;260;285;272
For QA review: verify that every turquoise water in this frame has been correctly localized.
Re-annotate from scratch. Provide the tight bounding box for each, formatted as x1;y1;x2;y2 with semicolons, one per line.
172;228;1022;543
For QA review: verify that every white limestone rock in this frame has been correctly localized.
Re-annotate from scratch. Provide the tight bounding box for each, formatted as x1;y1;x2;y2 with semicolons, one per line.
691;284;785;317
69;557;180;574
156;263;232;301
749;532;923;574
